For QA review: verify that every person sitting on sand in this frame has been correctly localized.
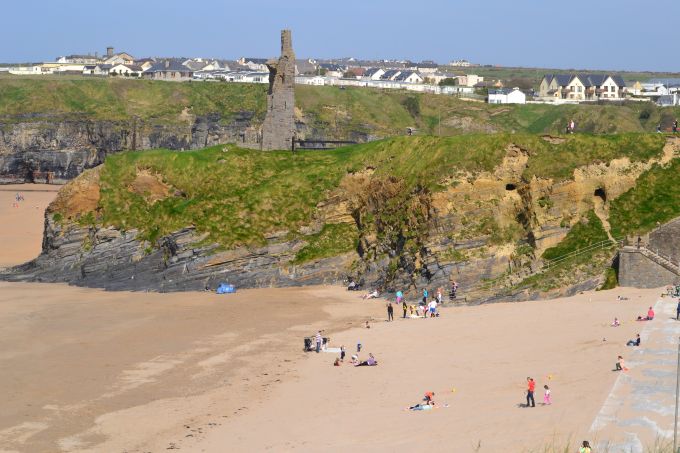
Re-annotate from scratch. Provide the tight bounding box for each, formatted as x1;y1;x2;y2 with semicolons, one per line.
627;334;641;347
334;358;341;366
351;354;359;365
611;317;620;327
365;321;371;329
423;391;435;405
579;440;591;453
355;353;377;366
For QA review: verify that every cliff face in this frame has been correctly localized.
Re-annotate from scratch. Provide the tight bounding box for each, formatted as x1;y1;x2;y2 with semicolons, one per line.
6;137;676;302
0;113;262;183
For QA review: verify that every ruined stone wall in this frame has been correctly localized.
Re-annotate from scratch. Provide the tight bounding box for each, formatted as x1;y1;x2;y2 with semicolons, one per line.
260;30;296;151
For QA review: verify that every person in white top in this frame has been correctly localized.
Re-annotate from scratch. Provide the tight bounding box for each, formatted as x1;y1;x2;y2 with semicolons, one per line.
428;300;437;317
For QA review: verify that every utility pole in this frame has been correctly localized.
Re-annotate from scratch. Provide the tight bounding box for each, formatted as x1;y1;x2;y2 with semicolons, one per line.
674;336;680;453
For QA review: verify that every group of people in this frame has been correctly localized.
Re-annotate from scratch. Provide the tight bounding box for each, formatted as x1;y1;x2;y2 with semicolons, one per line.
524;377;551;408
332;342;378;367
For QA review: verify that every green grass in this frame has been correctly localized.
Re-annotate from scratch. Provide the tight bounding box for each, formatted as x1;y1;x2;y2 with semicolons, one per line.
292;223;358;264
2;76;680;137
542;211;609;260
609;158;680;238
64;133;669;253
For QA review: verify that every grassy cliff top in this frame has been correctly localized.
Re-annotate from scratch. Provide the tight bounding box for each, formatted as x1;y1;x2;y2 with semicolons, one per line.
1;76;679;137
55;133;667;249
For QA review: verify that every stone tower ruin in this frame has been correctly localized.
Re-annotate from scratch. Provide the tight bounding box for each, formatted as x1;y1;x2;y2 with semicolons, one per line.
261;30;296;151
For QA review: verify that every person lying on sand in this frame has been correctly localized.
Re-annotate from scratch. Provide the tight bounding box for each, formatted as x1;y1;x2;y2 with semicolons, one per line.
611;317;620;327
409;403;434;411
637;307;654;321
355;353;377;366
362;290;379;299
627;334;641;347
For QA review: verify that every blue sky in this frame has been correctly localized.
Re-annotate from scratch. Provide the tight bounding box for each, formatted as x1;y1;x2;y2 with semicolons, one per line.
2;0;678;72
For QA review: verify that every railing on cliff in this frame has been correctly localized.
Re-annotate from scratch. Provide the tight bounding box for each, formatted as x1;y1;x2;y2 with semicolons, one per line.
543;238;623;270
475;238;622;299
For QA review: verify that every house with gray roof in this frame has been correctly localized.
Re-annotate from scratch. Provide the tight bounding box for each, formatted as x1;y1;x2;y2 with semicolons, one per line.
393;70;423;84
143;60;193;81
539;73;626;101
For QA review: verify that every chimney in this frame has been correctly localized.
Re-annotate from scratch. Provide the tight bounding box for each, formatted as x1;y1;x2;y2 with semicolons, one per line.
107;47;114;57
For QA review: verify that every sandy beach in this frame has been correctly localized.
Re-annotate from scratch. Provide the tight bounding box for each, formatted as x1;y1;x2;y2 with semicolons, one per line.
0;184;60;268
0;183;677;453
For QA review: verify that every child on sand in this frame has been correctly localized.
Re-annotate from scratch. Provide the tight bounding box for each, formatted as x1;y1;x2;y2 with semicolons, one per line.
340;345;346;361
615;355;627;371
543;385;551;405
611;317;620;327
424;391;435;405
579;440;591;453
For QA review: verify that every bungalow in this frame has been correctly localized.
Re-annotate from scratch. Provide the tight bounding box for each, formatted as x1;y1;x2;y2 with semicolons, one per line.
393;70;423;84
82;64;112;76
539;74;626;100
143;60;193;81
488;87;526;104
109;64;143;77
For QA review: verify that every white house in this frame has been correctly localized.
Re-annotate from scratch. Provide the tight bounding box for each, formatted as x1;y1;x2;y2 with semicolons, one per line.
8;65;42;75
238;57;268;72
458;74;483;87
103;52;135;66
82;64;112;76
109;64;143;77
296;75;325;86
394;70;423;84
488;87;526;104
363;67;385;80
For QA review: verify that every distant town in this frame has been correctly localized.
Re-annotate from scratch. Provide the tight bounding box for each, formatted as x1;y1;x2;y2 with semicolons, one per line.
1;47;679;107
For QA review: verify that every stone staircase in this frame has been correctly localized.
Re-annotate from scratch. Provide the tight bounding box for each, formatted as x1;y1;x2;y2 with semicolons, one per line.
638;246;680;276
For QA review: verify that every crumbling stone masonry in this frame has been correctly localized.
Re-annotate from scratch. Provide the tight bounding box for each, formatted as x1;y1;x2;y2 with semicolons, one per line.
261;29;296;151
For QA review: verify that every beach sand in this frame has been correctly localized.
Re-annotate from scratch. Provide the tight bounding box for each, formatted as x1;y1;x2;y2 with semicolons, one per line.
0;183;674;452
0;184;60;267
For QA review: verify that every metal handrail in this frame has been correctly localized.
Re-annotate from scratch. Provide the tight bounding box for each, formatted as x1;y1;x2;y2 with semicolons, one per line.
544;238;622;269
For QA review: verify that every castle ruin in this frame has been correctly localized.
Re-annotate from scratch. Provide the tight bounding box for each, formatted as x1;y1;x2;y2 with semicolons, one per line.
261;30;296;151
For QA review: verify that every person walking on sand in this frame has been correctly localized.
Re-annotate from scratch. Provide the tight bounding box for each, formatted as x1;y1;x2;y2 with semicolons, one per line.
422;288;428;305
315;331;322;353
526;377;536;407
543;385;551;405
387;302;394;322
676;299;680;321
402;299;408;318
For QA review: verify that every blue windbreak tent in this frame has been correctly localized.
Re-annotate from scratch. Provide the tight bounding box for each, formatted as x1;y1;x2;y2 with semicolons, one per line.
216;283;236;294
